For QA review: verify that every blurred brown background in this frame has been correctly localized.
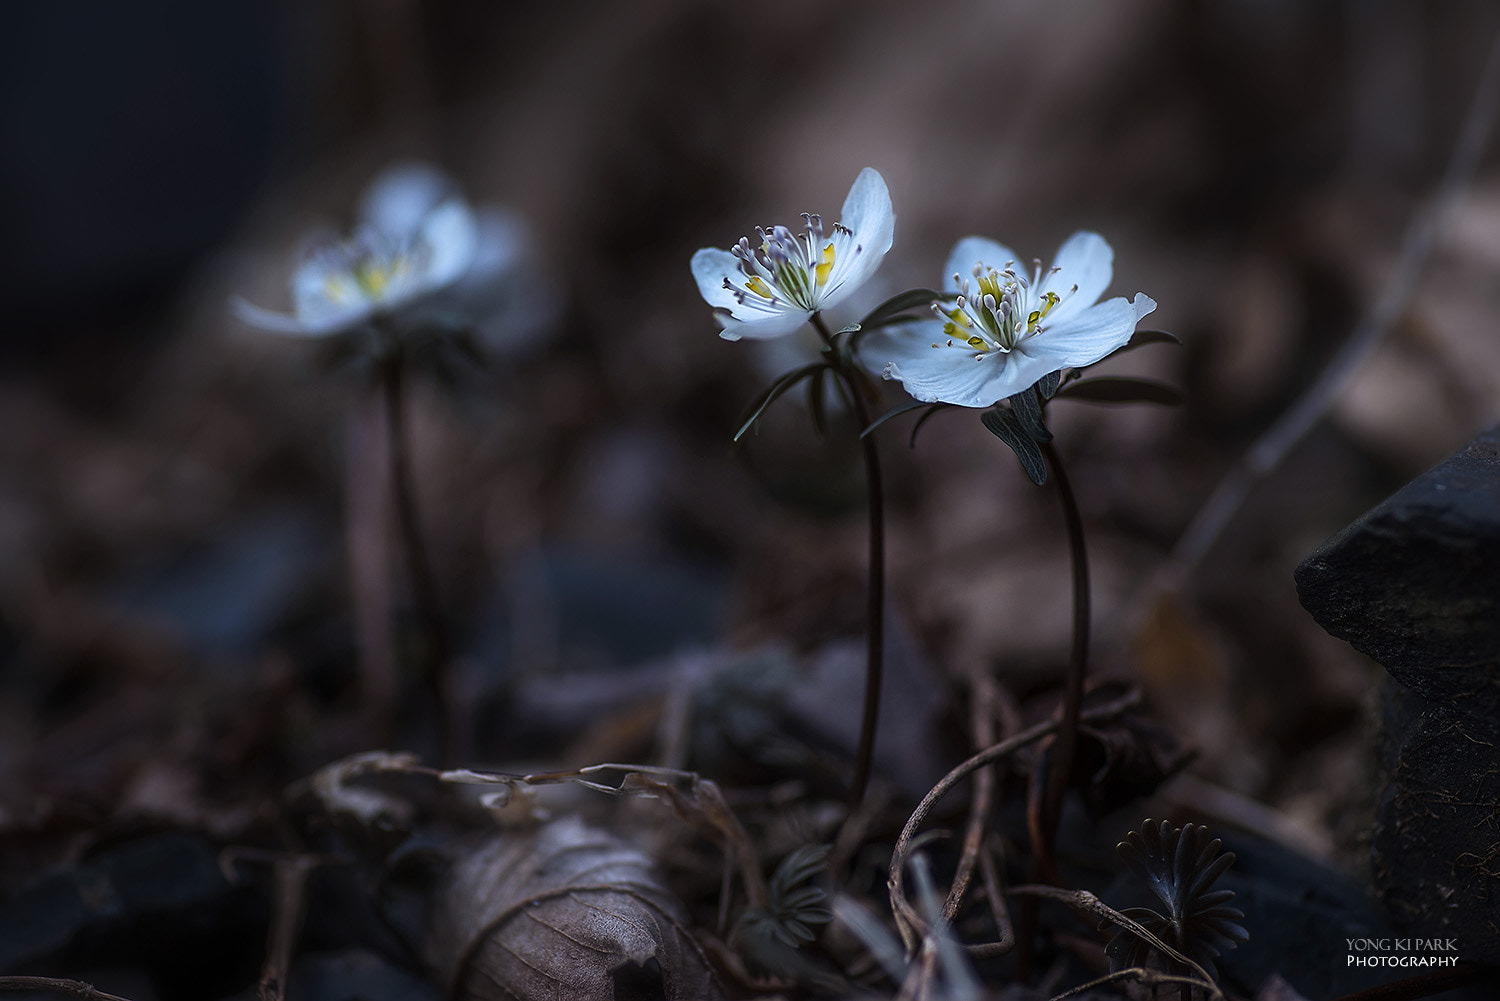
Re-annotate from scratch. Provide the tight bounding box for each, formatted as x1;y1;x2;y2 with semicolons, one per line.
3;0;1500;875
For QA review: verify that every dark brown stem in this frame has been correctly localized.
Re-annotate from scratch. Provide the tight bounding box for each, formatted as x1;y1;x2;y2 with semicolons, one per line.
809;311;885;816
378;340;454;762
1036;439;1089;880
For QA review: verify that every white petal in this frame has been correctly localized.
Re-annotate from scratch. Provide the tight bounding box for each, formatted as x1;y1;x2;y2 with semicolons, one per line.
1039;231;1113;324
360;162;453;237
691;247;744;312
459;207;526;290
716;308;809;341
230;297;322;336
1018;292;1156;371
860;324;1050;408
821;168;895;310
839;167;894;244
417;199;479;291
943;236;1020;290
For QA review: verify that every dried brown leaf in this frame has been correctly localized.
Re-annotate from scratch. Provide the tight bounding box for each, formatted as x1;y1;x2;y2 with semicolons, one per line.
426;817;725;1001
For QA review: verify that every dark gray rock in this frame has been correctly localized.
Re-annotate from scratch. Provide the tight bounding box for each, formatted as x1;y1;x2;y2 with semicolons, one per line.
1295;425;1500;710
1295;425;1500;965
0;832;264;984
1373;681;1500;951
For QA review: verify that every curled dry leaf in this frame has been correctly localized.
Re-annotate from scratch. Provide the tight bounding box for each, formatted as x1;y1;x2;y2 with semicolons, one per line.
426;816;726;1001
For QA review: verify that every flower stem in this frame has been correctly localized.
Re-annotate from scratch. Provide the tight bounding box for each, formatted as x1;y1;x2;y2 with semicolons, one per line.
809;312;885;814
1035;439;1089;880
377;339;454;762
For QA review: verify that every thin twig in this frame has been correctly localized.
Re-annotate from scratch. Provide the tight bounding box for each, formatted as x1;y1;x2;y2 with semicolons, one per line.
887;689;1141;949
1009;884;1222;1000
0;978;135;1001
259;855;320;1001
809;311;887;820
944;668;1000;922
963;837;1015;959
909;853;983;1001
1042;967;1218;1001
1168;24;1500;579
442;760;770;908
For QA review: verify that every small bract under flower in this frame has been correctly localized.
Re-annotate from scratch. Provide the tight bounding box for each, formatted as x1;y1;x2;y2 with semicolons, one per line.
692;167;895;341
233;163;481;338
860;231;1156;407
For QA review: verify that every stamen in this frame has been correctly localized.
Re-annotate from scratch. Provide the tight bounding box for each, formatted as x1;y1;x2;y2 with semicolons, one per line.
815;242;836;286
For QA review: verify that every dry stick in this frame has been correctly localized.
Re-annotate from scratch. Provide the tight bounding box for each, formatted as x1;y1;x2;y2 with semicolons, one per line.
966;837;1016;959
1042;968;1220;1001
0;979;135;1001
943;668;1000;923
1008;884;1222;1001
379;341;455;762
809;311;886;817
887;689;1141;949
440;760;771;909
259;855;319;1001
1166;24;1500;583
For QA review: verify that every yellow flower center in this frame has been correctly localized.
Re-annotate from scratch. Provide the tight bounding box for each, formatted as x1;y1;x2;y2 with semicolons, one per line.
932;262;1071;355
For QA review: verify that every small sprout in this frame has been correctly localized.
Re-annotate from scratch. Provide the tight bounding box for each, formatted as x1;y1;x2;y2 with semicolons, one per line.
1105;818;1248;982
735;844;834;950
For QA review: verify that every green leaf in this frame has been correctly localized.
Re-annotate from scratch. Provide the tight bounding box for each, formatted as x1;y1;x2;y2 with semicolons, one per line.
856;288;943;332
733;362;828;442
806;367;829;439
909;403;950;447
1037;369;1062;400
1055;376;1184;406
981;407;1048;485
1127;329;1181;348
1082;328;1182;369
860;399;929;439
1007;386;1053;442
770;845;831;897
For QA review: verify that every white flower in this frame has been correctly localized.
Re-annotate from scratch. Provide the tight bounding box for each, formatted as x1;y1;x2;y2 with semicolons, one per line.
861;231;1157;407
691;167;895;341
233;163;481;337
